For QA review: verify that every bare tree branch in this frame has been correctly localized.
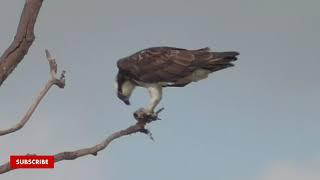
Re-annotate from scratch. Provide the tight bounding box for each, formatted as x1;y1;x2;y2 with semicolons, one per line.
0;120;155;174
0;50;65;136
0;0;43;86
0;0;164;175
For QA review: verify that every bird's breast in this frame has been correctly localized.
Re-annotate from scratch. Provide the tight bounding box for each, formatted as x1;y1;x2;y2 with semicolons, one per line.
134;80;168;88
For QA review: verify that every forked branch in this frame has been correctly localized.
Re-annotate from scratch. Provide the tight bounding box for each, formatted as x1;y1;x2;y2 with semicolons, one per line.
0;50;65;136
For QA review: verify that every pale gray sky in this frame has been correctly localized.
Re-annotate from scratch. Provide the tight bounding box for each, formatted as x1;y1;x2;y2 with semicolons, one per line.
0;0;319;180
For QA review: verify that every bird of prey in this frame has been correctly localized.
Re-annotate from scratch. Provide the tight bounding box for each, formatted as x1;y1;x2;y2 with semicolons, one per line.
116;46;239;117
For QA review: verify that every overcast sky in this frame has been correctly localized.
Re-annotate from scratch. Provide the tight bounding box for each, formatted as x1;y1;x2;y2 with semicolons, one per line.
0;0;319;180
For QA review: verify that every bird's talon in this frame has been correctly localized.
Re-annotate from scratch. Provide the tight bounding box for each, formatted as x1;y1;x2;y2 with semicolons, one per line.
133;108;164;123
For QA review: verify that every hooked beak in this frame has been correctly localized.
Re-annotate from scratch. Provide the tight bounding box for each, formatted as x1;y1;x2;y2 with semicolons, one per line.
118;92;130;105
122;98;130;105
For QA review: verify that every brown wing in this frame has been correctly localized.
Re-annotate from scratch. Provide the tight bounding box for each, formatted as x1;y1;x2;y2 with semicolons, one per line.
117;47;199;83
117;46;239;83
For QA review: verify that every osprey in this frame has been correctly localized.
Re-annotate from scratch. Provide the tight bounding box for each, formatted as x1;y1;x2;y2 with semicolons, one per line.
116;46;239;116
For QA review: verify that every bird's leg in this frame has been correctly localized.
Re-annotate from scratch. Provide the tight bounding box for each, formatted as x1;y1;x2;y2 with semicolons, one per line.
144;84;162;115
134;84;162;121
143;84;162;115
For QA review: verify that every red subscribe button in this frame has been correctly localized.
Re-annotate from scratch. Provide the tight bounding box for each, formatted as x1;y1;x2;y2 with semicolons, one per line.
10;155;54;169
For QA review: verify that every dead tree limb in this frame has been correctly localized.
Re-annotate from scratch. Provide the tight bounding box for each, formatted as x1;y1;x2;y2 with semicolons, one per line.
0;0;163;175
0;0;43;86
0;118;160;174
0;50;65;136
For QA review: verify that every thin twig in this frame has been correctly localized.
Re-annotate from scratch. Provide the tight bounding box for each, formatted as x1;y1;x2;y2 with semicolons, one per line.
0;50;65;136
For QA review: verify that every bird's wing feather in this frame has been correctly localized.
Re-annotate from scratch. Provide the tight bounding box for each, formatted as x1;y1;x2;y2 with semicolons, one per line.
117;47;199;83
117;47;239;83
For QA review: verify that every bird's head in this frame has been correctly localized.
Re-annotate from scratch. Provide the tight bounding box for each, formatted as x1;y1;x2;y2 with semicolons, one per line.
115;72;134;105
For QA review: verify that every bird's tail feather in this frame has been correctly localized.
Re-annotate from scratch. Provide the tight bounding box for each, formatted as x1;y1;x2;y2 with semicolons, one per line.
195;50;239;72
